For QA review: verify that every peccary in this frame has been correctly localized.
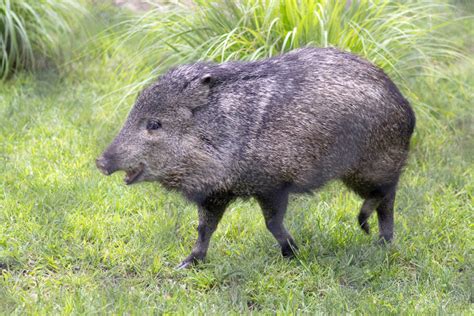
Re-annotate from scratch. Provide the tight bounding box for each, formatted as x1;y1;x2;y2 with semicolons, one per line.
96;47;415;268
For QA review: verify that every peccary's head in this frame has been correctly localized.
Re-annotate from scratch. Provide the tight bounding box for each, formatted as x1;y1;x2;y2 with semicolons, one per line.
96;63;215;187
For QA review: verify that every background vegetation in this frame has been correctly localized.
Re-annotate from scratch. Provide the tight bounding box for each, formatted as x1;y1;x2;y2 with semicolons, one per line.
0;0;472;313
0;0;85;80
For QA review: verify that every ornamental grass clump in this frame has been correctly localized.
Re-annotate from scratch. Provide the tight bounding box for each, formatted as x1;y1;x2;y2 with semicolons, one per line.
0;0;85;80
119;0;462;88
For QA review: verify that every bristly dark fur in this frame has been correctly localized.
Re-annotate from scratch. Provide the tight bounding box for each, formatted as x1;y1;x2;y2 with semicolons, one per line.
97;47;415;268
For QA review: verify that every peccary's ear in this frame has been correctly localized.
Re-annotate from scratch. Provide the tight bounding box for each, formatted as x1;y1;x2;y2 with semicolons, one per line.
200;74;214;86
184;73;216;112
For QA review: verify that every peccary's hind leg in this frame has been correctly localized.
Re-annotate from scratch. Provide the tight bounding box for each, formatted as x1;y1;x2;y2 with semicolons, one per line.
357;183;397;243
348;174;398;242
377;189;396;243
358;199;377;234
358;198;381;234
257;189;298;258
177;193;232;269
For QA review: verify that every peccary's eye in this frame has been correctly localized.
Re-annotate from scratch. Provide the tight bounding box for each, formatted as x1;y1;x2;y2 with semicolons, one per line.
146;120;161;131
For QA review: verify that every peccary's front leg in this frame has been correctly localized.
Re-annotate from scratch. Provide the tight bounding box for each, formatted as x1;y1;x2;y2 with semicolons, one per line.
177;193;232;269
257;190;298;258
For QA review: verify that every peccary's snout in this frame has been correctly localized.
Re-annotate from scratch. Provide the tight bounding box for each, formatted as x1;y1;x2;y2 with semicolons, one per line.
96;153;120;176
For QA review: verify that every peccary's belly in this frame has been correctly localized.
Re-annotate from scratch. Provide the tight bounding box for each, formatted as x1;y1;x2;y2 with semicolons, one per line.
230;147;349;195
230;116;373;194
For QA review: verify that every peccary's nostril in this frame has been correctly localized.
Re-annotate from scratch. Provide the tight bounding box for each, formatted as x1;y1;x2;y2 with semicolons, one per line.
96;156;111;175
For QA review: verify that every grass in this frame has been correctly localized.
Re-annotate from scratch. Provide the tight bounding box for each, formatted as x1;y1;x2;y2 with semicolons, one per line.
0;1;473;314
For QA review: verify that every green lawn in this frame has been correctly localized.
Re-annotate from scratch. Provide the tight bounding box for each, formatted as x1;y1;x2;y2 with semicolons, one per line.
0;2;472;314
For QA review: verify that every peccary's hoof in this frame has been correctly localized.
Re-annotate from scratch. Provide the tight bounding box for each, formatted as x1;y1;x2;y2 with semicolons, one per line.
281;242;298;258
176;254;203;270
377;236;393;246
176;260;194;270
360;222;370;234
358;214;370;234
176;257;198;270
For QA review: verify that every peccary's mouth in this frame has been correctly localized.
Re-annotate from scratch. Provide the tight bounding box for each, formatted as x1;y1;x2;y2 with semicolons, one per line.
124;164;145;185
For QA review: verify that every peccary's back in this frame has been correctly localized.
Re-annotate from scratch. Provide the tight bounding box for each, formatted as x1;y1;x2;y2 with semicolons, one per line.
196;48;415;195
